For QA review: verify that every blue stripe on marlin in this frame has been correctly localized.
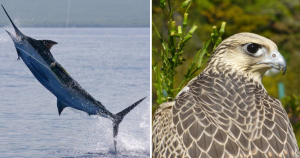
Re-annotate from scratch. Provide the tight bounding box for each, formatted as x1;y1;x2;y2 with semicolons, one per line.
2;5;146;152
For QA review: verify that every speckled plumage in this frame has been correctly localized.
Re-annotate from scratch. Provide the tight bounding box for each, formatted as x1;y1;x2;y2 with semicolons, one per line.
152;33;300;158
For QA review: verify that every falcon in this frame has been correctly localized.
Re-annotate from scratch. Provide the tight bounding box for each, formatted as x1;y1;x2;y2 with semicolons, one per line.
152;33;300;158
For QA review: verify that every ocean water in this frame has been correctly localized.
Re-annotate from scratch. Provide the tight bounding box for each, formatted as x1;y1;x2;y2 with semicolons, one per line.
0;27;150;157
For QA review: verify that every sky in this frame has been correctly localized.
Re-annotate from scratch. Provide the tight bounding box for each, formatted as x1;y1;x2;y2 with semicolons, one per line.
0;0;150;27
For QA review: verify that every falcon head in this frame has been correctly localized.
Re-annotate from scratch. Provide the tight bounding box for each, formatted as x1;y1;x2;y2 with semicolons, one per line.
208;32;286;83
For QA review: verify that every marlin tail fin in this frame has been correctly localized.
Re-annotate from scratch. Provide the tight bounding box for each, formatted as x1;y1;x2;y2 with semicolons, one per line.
112;96;147;152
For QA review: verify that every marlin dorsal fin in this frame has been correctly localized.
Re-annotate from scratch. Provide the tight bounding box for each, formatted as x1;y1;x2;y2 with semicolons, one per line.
57;100;67;116
39;40;58;50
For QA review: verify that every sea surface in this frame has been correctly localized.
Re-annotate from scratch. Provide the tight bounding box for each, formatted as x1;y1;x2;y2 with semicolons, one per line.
0;27;150;157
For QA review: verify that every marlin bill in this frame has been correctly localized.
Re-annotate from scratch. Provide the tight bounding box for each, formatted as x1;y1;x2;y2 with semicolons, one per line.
1;5;146;152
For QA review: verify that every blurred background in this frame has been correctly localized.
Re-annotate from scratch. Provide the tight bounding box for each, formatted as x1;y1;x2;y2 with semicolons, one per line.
0;0;149;27
152;0;300;145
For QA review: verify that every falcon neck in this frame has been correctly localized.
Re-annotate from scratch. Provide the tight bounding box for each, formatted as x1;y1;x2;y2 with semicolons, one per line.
203;62;267;93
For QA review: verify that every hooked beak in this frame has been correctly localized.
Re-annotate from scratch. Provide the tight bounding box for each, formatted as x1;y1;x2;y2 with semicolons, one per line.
2;5;24;39
257;51;287;75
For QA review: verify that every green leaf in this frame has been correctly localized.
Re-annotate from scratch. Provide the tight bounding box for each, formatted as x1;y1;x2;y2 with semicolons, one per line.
181;0;192;8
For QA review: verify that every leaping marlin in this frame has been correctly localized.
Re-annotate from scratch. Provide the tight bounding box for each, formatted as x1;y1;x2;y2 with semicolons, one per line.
2;5;146;152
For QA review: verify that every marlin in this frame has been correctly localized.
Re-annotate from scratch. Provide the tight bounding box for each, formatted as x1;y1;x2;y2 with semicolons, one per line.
2;5;146;152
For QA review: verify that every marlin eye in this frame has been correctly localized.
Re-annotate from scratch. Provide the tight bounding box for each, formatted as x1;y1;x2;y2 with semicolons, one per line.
246;43;261;54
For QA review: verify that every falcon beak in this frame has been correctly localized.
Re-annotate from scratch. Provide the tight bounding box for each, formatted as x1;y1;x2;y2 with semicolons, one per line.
257;51;287;75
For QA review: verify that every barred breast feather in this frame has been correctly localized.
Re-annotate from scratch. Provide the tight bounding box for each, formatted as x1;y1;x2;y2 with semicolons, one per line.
153;67;300;158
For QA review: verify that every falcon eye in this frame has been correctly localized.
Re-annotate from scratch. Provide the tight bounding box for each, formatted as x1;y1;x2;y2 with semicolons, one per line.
246;43;261;54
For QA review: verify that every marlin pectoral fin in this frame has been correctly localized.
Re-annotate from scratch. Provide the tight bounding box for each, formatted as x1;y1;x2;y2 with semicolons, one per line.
39;40;58;50
16;48;21;60
57;100;67;116
50;62;72;86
